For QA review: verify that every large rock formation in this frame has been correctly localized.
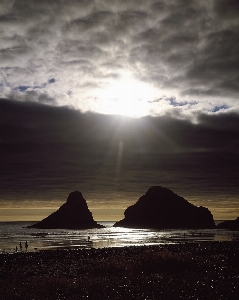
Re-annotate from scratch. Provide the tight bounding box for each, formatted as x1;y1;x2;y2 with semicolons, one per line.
114;186;215;229
217;217;239;231
28;191;104;229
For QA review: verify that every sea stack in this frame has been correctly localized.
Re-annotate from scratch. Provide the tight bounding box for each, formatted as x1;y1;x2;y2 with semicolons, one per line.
217;217;239;231
28;191;104;229
114;186;215;229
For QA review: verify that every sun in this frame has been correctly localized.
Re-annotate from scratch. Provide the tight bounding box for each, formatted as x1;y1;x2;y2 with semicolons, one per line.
97;74;158;117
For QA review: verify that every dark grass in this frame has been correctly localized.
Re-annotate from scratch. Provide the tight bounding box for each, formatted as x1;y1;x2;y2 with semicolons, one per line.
1;242;239;299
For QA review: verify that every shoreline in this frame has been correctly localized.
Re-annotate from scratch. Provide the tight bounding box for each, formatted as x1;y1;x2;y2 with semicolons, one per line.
1;241;239;299
1;220;239;254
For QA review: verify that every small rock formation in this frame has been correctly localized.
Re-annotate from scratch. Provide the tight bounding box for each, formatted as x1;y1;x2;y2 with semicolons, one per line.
28;191;104;229
217;217;239;231
114;186;215;229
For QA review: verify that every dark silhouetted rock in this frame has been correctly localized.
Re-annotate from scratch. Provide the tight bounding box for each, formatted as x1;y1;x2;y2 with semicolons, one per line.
28;191;104;229
217;217;239;231
114;186;215;229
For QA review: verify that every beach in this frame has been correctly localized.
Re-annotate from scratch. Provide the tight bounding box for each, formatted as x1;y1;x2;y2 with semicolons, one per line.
1;241;239;299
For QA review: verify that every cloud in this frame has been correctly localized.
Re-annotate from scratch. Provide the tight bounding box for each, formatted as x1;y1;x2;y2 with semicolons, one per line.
2;98;238;154
1;99;238;212
214;0;239;20
0;0;238;117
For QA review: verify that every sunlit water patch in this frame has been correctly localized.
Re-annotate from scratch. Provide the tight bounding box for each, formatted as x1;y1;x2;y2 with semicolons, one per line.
0;221;238;253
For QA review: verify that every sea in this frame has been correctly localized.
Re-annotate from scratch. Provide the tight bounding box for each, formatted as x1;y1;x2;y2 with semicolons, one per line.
0;221;238;253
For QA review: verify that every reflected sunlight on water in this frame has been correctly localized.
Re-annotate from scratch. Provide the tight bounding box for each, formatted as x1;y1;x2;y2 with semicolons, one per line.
0;221;238;253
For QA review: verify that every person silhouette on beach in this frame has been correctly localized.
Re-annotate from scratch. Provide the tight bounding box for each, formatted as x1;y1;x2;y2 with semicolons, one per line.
19;242;22;251
25;241;28;251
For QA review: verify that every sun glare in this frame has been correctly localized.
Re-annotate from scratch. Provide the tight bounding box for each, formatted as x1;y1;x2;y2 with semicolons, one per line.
97;74;158;117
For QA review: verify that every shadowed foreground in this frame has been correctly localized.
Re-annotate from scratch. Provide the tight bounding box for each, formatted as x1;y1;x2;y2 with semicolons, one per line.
1;242;239;300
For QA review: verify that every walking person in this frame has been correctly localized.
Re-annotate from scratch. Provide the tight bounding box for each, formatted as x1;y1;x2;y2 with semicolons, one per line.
25;241;28;251
19;242;22;251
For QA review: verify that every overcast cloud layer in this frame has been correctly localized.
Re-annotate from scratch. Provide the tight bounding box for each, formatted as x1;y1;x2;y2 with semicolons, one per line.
1;99;239;219
1;0;239;220
1;0;239;117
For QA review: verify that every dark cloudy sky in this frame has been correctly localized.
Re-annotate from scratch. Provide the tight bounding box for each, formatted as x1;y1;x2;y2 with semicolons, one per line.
0;0;239;221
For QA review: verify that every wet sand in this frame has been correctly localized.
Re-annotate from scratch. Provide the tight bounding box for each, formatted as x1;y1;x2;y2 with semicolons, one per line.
1;241;239;299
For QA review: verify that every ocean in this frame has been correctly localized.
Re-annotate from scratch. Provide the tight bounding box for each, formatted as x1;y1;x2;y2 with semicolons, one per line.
0;221;238;253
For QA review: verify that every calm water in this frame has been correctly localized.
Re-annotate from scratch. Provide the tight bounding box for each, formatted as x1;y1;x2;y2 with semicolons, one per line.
0;221;238;253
